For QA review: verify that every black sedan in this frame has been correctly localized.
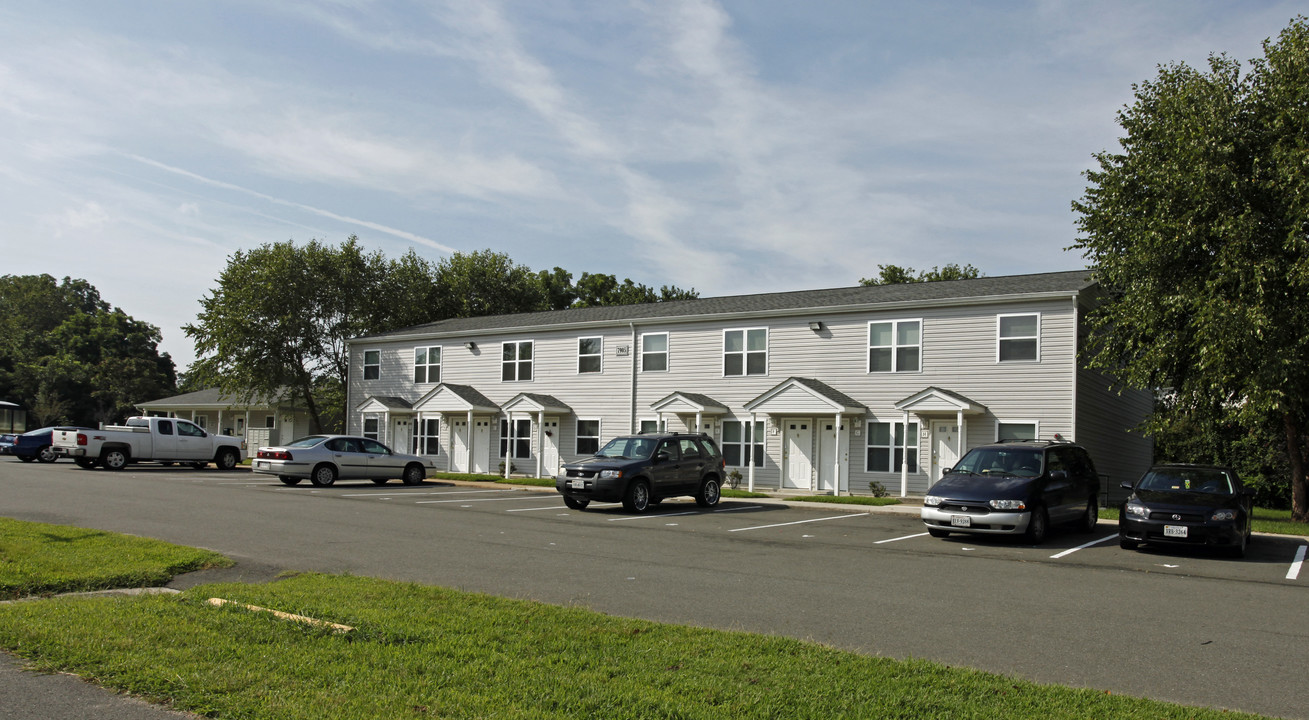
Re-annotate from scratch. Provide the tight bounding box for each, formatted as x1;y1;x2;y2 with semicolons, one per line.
1118;464;1254;557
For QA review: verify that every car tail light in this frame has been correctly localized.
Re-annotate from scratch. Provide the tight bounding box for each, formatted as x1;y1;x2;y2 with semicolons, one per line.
77;433;87;446
257;450;293;461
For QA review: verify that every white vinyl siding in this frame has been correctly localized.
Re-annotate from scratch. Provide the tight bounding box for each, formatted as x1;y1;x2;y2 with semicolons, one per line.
998;313;1040;362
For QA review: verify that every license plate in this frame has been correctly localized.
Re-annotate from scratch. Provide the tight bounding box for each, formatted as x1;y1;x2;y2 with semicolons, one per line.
255;461;268;469
1164;525;1188;538
570;479;586;490
950;515;972;528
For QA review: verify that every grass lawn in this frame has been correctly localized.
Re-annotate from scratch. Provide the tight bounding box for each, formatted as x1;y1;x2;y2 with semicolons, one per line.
0;571;1271;720
0;517;230;600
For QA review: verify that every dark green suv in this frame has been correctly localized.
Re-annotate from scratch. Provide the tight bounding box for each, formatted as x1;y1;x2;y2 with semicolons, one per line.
555;432;726;513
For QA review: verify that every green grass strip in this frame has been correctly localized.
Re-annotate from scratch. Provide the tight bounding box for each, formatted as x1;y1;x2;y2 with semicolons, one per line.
790;495;902;506
0;572;1268;720
0;518;231;600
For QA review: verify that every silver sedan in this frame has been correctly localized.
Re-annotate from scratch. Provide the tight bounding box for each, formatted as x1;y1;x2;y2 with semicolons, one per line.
252;435;436;487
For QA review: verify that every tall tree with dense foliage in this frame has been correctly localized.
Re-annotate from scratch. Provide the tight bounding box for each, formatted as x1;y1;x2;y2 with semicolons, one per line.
859;263;982;286
0;274;175;426
1072;17;1309;521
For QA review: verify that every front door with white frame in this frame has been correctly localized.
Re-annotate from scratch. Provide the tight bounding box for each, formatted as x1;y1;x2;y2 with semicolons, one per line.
817;420;838;493
932;420;960;481
473;419;491;474
541;417;560;475
452;419;470;472
392;418;412;454
783;419;814;490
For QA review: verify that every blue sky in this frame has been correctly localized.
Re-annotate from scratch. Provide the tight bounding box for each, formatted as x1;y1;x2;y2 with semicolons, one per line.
1;1;1300;372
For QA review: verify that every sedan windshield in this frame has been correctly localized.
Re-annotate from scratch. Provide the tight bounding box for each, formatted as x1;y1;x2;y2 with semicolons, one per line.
285;436;330;448
595;437;656;459
952;447;1043;478
1138;468;1234;495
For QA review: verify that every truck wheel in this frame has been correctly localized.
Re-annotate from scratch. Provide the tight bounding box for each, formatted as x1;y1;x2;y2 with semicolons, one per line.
100;449;128;471
621;480;651;513
563;496;589;510
695;477;722;507
74;458;97;469
310;463;337;487
215;448;239;470
402;463;425;485
37;445;57;463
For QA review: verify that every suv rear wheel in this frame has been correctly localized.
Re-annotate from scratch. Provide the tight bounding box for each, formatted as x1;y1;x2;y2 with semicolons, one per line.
695;477;721;507
622;480;651;513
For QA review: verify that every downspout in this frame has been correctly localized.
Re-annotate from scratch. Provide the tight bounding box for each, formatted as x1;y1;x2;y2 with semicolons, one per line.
629;323;639;434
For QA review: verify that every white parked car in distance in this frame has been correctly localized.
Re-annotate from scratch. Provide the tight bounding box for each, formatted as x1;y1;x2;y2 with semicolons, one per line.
252;435;435;487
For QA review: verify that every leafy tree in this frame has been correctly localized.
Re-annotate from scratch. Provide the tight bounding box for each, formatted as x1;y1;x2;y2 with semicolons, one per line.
859;263;982;286
1072;17;1309;521
432;250;548;318
569;272;697;307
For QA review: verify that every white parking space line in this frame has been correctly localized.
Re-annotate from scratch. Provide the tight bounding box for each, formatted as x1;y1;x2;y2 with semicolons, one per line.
713;505;765;513
342;489;514;498
414;496;536;504
875;532;929;544
506;505;567;512
729;514;862;532
1289;545;1308;581
1049;534;1118;559
608;511;700;522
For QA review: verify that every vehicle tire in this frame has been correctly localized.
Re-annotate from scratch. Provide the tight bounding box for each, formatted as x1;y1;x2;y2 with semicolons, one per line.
372;478;390;485
695;477;721;507
621;480;651;513
648;497;663;506
563;495;589;511
190;462;207;469
1119;537;1139;550
160;461;174;467
927;527;951;538
310;463;337;487
1230;529;1248;559
100;449;128;471
36;445;57;463
74;458;97;469
1024;504;1049;544
279;475;302;486
1078;496;1099;533
215;448;239;471
402;463;425;485
18;455;34;463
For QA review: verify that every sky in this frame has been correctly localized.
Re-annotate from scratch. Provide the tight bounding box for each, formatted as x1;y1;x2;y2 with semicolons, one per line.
1;1;1302;373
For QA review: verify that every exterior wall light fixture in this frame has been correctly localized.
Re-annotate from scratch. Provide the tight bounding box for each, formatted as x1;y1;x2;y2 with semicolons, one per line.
464;341;477;351
808;321;824;332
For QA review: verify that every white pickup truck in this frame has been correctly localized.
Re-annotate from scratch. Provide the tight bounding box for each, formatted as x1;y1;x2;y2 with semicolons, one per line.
53;416;246;471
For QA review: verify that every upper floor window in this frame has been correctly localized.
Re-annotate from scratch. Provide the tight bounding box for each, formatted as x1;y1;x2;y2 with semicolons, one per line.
414;346;441;384
578;337;602;374
363;350;381;380
998;314;1039;362
868;320;921;373
724;328;767;376
641;332;668;372
502;341;533;382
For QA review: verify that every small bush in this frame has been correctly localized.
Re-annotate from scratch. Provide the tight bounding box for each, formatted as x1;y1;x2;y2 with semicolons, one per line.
725;469;743;489
868;481;889;498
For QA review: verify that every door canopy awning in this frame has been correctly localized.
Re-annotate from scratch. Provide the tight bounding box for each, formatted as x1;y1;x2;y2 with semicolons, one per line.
650;391;730;416
894;387;987;415
411;384;500;414
354;396;414;414
501;392;573;415
744;377;867;415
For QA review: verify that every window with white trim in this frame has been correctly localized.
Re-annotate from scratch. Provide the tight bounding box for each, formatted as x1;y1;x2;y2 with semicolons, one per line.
576;419;601;455
499;418;532;458
414;346;441;384
997;422;1038;441
502;341;533;382
363;418;379;441
722;420;765;467
868;320;921;373
641;332;668;372
415;418;440;455
194;416;207;430
363;350;381;380
998;313;1039;362
866;421;919;473
639;419;666;434
264;415;275;429
578;337;602;374
724;328;768;376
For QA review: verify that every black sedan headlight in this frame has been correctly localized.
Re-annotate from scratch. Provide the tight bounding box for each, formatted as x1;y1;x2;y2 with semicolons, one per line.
1210;509;1237;522
1124;501;1149;519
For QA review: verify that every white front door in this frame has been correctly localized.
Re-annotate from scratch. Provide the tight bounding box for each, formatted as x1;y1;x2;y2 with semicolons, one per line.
932;420;960;481
473;419;491;474
541;417;560;475
452;420;470;472
783;419;813;490
817;420;838;493
392;418;412;454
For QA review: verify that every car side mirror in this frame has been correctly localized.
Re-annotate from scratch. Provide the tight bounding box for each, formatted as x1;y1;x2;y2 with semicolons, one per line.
942;467;953;475
1120;481;1134;490
1049;470;1069;480
655;451;671;464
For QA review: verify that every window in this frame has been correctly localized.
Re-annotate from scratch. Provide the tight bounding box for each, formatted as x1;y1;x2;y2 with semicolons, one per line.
363;418;379;441
363;350;381;380
722;420;765;467
578;337;603;374
639;419;666;434
414;346;441;384
997;422;1037;441
641;332;668;372
998;314;1039;362
415;418;440;455
264;415;275;429
724;328;767;376
194;416;207;430
868;320;921;372
678;438;703;458
178;421;206;437
866;421;918;473
500;418;532;458
576;419;600;455
158;420;174;435
502;341;533;382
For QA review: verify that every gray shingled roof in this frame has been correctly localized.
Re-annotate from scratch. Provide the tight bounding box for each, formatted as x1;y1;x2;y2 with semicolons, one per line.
353;270;1093;341
137;388;286;408
434;383;500;410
